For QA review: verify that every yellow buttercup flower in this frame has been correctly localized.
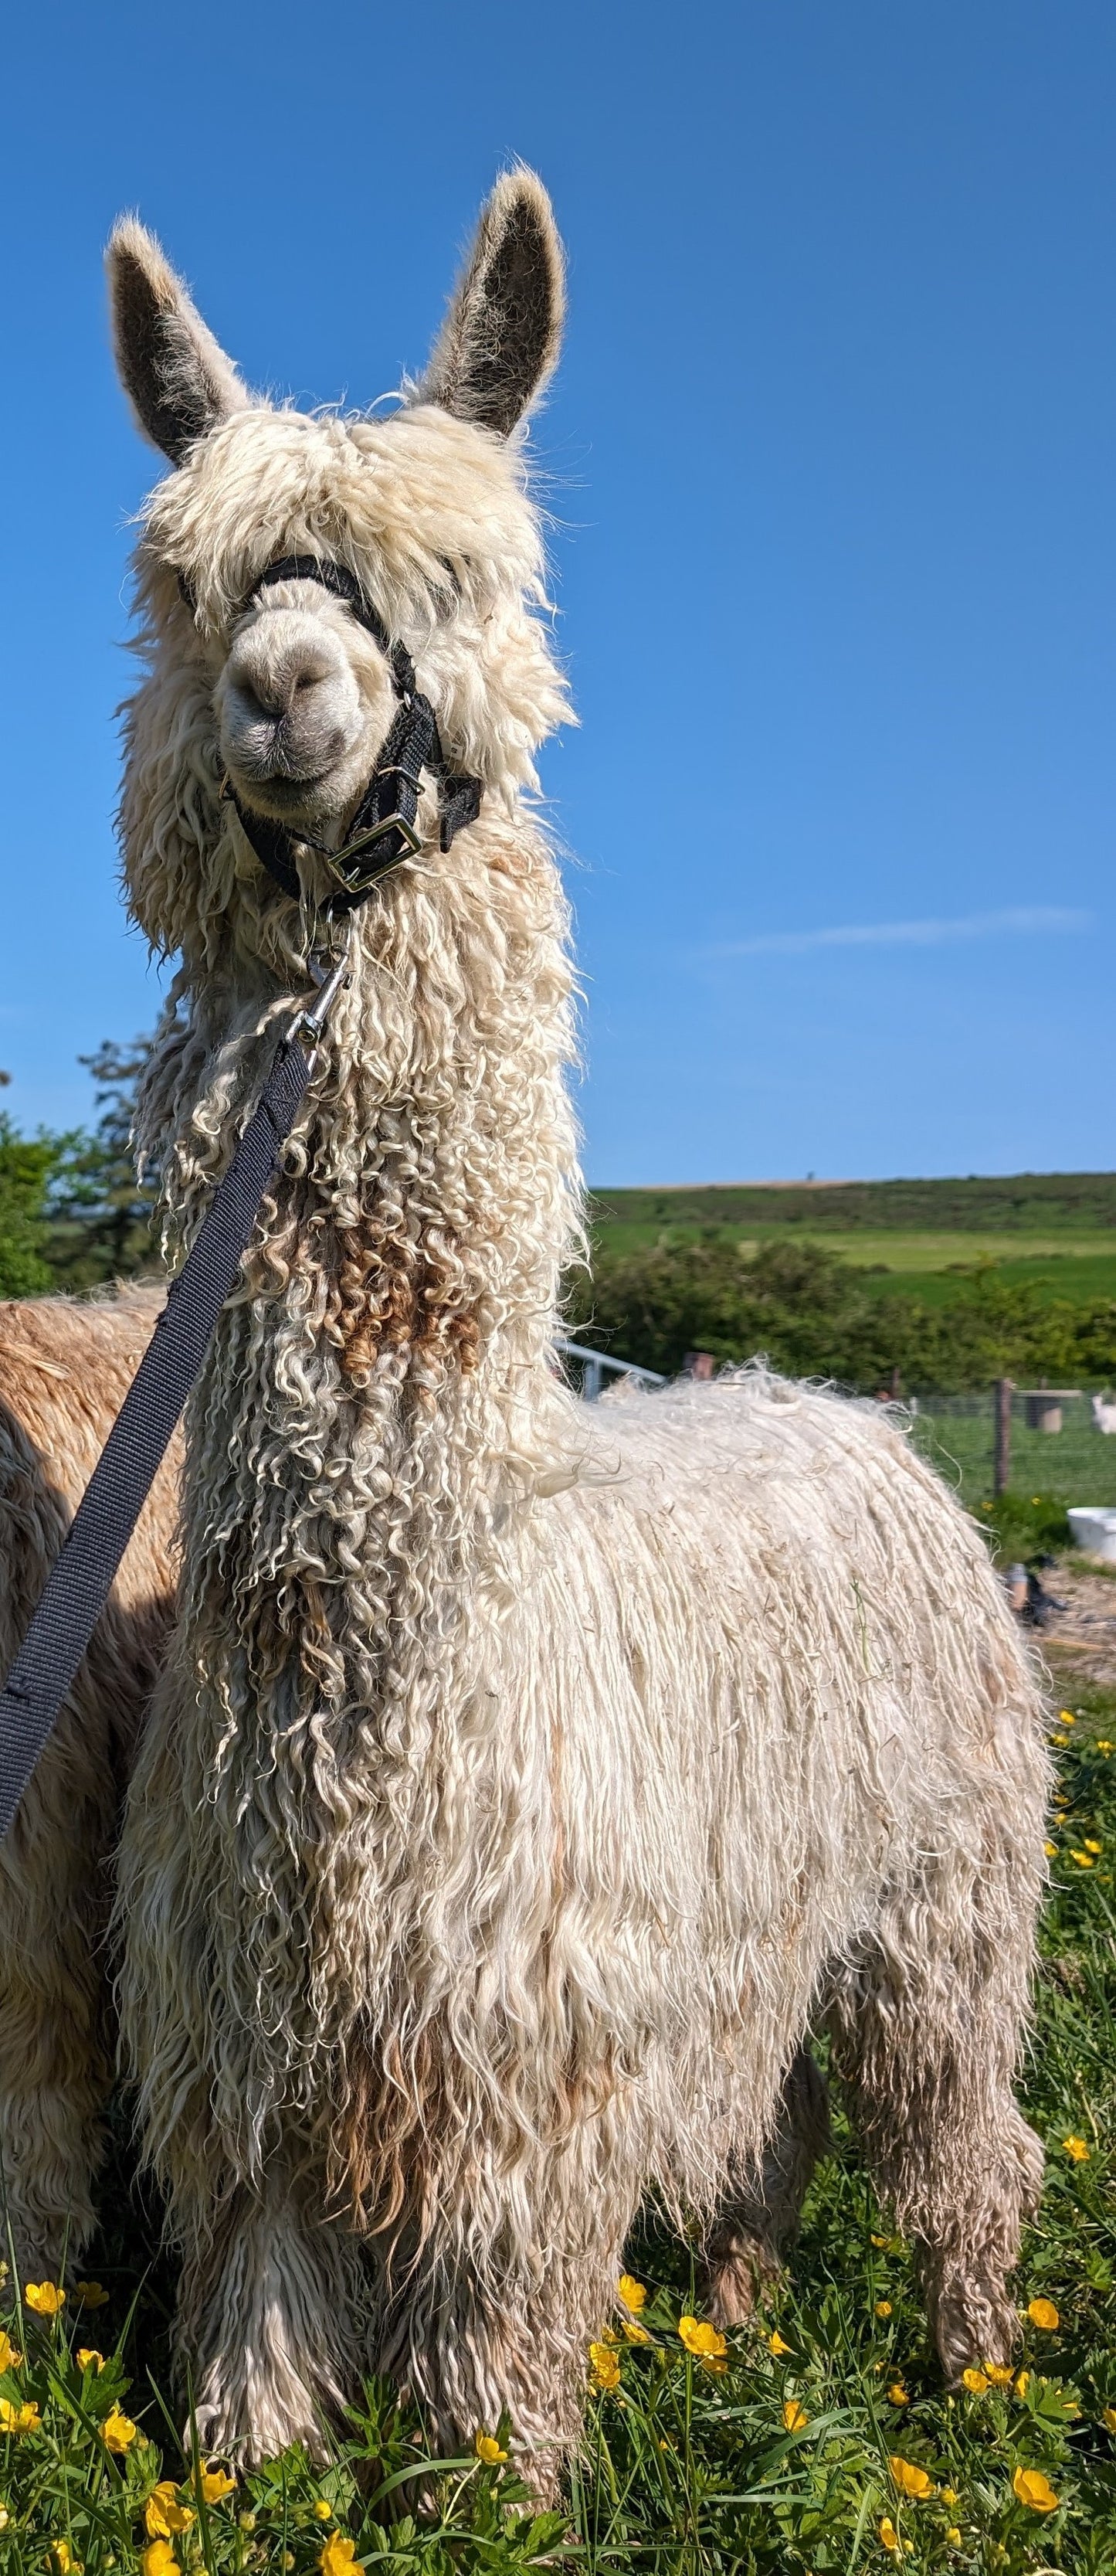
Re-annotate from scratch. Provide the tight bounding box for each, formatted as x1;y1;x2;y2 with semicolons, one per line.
198;2465;236;2504
1058;1711;1076;1725
76;2350;104;2374
0;2507;8;2532
589;2341;621;2391
677;2315;728;2372
474;2432;508;2465
622;2319;651;2343
318;2540;357;2576
782;2398;809;2431
146;2482;195;2537
962;2367;989;2393
0;2398;39;2434
887;2383;908;2404
142;2546;175;2576
1070;1850;1094;1868
1027;2298;1059;2330
73;2282;108;2309
983;2362;1013;2385
1013;2466;1058;2512
1044;1841;1057;1857
945;2528;962;2547
1063;2135;1091;2162
874;2299;892;2318
1085;1839;1103;1854
24;2283;65;2317
617;2274;647;2312
313;2502;333;2521
879;2517;901;2554
52;2544;80;2574
100;2408;137;2453
768;2330;792;2356
940;2487;959;2505
890;2455;933;2498
1103;2404;1116;2433
0;2334;22;2373
1015;2371;1030;2398
1097;1738;1113;1752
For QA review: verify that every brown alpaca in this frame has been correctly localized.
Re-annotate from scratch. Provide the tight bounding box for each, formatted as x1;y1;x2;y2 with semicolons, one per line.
0;1290;178;2272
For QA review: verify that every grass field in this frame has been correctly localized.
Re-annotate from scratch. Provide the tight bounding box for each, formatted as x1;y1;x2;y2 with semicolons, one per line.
1;1684;1114;2575
589;1176;1116;1237
586;1181;1116;1322
585;1231;1116;1317
911;1404;1116;1515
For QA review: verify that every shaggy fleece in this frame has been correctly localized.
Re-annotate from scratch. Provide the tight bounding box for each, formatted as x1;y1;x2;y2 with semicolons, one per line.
0;175;1050;2484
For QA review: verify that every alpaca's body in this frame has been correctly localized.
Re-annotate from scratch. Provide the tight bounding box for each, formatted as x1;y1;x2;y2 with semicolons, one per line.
0;175;1049;2478
0;1290;178;2271
120;1311;1046;2461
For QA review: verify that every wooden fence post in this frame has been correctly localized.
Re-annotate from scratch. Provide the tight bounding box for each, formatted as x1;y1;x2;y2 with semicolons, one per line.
993;1378;1013;1497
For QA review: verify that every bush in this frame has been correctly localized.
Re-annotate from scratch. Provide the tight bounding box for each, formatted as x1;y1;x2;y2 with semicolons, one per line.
0;1116;60;1296
972;1490;1072;1565
568;1235;1116;1396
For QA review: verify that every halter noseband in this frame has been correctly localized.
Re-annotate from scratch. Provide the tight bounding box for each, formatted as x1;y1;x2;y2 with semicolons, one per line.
217;554;483;916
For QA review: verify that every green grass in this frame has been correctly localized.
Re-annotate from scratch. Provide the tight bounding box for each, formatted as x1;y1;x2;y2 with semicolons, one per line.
589;1177;1116;1236
2;1698;1115;2575
584;1226;1116;1313
908;1405;1116;1517
858;1254;1116;1312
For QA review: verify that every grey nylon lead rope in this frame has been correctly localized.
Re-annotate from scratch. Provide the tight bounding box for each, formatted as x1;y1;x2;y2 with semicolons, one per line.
0;943;350;1845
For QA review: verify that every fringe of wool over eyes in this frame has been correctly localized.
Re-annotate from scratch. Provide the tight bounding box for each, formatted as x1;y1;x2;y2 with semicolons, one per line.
0;174;1050;2485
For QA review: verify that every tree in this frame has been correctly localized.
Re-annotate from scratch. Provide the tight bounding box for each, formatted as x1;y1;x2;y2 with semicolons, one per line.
42;1038;160;1289
0;1109;59;1296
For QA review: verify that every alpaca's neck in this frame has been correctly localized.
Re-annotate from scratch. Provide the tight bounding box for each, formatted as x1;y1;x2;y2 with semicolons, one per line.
141;811;579;1630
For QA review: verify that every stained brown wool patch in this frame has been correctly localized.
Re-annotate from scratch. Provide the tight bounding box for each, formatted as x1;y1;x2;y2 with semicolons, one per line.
330;1225;480;1387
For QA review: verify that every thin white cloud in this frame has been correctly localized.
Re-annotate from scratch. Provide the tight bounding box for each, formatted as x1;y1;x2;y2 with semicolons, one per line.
701;906;1091;960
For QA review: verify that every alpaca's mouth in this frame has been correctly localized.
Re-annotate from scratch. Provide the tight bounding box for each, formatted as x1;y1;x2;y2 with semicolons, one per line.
227;765;332;822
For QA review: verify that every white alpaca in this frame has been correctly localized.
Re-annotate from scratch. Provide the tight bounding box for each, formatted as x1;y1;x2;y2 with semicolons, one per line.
3;175;1048;2481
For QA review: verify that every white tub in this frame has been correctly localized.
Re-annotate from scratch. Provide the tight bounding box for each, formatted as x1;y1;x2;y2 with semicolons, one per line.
1067;1507;1116;1563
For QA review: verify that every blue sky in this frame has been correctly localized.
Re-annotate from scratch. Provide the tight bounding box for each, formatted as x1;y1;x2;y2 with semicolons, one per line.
2;1;1114;1184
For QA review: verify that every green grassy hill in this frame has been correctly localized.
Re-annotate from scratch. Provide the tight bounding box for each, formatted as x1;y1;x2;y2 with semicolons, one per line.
588;1176;1116;1311
590;1173;1116;1235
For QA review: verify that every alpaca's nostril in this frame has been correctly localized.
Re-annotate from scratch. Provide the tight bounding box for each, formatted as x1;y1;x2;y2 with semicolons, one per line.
219;608;365;802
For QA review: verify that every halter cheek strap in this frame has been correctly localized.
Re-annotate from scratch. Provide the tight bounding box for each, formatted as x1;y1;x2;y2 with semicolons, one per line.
218;554;483;914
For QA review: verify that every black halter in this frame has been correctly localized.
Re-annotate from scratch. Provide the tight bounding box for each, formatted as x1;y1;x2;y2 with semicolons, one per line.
219;555;483;915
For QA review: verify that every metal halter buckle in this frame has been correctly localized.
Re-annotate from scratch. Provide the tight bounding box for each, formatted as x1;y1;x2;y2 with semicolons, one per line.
323;807;422;894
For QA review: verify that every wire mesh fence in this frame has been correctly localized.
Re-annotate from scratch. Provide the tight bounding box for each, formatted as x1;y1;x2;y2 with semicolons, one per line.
907;1388;1116;1511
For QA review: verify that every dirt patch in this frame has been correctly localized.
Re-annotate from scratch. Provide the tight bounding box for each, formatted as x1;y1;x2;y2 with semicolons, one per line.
1032;1557;1116;1690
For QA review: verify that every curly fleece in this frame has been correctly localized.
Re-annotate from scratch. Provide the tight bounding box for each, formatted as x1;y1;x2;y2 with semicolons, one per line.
2;189;1050;2483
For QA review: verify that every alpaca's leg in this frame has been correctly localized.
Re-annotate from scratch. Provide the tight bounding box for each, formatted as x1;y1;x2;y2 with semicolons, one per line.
173;2166;366;2463
706;2046;829;2326
0;1395;174;2281
0;1735;114;2284
827;1854;1043;2379
376;2167;638;2498
0;1453;113;2279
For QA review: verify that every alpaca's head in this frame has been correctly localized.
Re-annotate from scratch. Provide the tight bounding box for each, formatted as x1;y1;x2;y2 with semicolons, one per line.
110;175;570;959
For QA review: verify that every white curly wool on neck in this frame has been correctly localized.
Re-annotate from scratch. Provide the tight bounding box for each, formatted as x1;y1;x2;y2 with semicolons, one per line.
117;400;585;2188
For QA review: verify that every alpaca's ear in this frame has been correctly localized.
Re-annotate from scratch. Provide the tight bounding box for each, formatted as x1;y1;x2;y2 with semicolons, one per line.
107;217;248;465
420;168;565;437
